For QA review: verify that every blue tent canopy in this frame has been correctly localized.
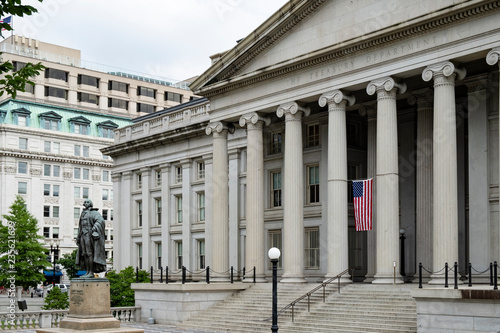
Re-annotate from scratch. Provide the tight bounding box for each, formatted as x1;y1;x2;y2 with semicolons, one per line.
43;270;62;277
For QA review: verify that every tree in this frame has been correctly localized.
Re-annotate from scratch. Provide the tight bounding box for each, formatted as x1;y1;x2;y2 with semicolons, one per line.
107;266;149;307
0;195;51;289
0;0;44;98
57;249;79;280
42;286;69;310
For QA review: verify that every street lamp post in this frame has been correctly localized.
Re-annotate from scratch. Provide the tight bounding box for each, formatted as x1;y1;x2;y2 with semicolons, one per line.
50;244;59;285
268;247;281;333
399;229;406;279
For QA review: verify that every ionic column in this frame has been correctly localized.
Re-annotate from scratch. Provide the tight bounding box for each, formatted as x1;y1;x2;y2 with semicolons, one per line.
319;90;355;283
206;122;231;282
422;61;466;284
408;89;434;282
140;167;151;269
486;48;500;264
277;102;310;283
367;77;406;284
239;113;270;283
359;104;377;283
111;172;124;271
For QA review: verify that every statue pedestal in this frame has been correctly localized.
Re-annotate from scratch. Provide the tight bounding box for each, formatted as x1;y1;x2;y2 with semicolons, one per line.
37;278;143;333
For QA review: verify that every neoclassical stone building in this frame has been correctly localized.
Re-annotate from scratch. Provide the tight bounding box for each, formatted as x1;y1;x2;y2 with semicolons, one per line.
105;0;500;285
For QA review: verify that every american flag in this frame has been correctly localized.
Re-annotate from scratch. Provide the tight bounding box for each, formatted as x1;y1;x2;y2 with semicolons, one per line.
1;16;12;31
352;178;373;231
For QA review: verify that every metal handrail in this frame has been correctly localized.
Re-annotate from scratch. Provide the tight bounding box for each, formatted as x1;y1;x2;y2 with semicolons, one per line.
264;268;350;322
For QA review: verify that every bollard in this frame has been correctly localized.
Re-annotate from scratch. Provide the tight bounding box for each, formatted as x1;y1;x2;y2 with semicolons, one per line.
166;266;169;284
494;261;498;290
490;262;493;286
468;263;472;287
253;266;256;283
454;262;458;289
136;267;139;283
243;267;246;281
182;266;186;284
230;266;234;284
150;266;153;284
160;266;163;284
206;266;210;284
445;262;449;288
418;263;422;289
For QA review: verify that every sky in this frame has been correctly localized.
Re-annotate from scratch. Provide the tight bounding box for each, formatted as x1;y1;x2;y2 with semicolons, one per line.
10;0;289;83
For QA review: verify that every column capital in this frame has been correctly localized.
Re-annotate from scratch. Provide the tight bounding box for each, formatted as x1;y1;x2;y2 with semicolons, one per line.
422;61;466;82
408;88;434;109
239;112;271;127
180;159;192;168
276;102;310;119
463;74;490;92
366;77;406;96
358;103;377;120
228;148;240;160
205;121;234;136
111;172;122;182
318;90;355;108
486;47;500;66
139;167;151;175
159;163;171;171
122;170;133;180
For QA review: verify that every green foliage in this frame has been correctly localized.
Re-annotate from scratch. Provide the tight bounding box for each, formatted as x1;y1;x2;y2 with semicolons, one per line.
58;250;79;280
0;195;51;289
0;0;44;98
42;286;69;310
107;266;149;307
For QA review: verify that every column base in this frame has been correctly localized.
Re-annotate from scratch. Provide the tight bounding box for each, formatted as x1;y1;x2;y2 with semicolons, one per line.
363;274;375;283
210;276;231;283
428;275;463;286
372;273;404;284
280;276;307;283
324;274;352;285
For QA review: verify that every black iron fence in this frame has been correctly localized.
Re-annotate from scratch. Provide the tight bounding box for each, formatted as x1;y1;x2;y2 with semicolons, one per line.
136;266;256;284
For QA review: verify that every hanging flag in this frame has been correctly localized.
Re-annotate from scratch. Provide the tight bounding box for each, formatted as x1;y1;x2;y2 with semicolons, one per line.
1;16;12;31
352;178;373;231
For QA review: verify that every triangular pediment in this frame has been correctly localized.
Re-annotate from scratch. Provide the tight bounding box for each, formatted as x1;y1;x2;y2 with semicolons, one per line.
69;116;91;124
97;120;119;129
38;111;62;120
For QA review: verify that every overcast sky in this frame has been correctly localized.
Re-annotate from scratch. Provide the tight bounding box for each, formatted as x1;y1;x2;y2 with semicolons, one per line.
11;0;289;82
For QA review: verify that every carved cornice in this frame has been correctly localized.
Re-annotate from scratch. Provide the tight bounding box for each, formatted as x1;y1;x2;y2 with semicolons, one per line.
366;77;407;96
0;149;113;168
486;47;500;65
318;90;355;109
198;0;500;98
239;112;271;127
422;61;466;82
276;102;311;118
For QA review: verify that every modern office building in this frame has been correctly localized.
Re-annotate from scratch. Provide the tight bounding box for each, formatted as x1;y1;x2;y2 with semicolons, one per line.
105;0;500;289
0;36;197;282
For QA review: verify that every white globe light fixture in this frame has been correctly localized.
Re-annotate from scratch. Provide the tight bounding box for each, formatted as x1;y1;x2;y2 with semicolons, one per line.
268;247;281;260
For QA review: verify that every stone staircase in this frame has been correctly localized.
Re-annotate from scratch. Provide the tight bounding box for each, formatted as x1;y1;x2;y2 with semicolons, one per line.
179;283;417;333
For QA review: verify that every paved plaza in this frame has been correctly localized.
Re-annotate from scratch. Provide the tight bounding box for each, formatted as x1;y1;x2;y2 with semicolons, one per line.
11;322;225;333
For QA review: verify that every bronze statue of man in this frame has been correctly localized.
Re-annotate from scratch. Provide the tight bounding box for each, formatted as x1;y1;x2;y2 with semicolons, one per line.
76;199;107;278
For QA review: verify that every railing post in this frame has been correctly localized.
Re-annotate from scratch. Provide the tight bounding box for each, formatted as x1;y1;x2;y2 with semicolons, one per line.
231;266;234;284
150;266;153;284
494;261;498;290
445;262;449;288
418;263;422;289
206;266;210;284
468;263;472;287
454;262;458;289
136;267;139;283
166;266;169;284
160;266;163;284
182;266;186;284
323;283;326;302
307;294;310;312
291;304;294;323
253;266;256;283
243;267;246;281
490;262;494;286
338;275;340;293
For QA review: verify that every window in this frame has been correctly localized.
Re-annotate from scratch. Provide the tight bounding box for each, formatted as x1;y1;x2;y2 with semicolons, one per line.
18;115;27;126
102;189;110;201
83;168;89;180
44;184;51;196
18;182;27;194
69;116;91;135
43;206;50;217
102;170;109;182
53;206;60;218
305;228;320;269
137;174;142;189
74;168;81;179
198;240;206;269
155;199;162;225
175;167;182;183
155;170;161;186
45;68;68;81
175;241;183;269
137;244;142;269
197;162;205;180
53;185;60;197
74;207;80;219
271;171;282;207
19;138;27;150
103;209;108;220
74;187;89;199
176;196;183;223
97;121;119;138
271;132;282;154
137;201;143;227
74;123;88;134
108;98;129;109
268;230;282;269
43;227;50;238
83;187;89;199
165;92;182;103
110;210;114;221
53;142;60;154
44;141;51;153
44;164;51;177
13;108;31;127
109;229;113;240
39;111;62;131
138;86;156;98
156;243;162;269
108;80;128;93
137;103;155;113
44;86;68;99
13;61;27;71
78;74;99;88
74;228;79;239
74;145;81;156
77;92;99;105
53;165;60;177
18;162;28;174
83;146;89;157
197;192;205;222
307;165;320;204
307;124;320;147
